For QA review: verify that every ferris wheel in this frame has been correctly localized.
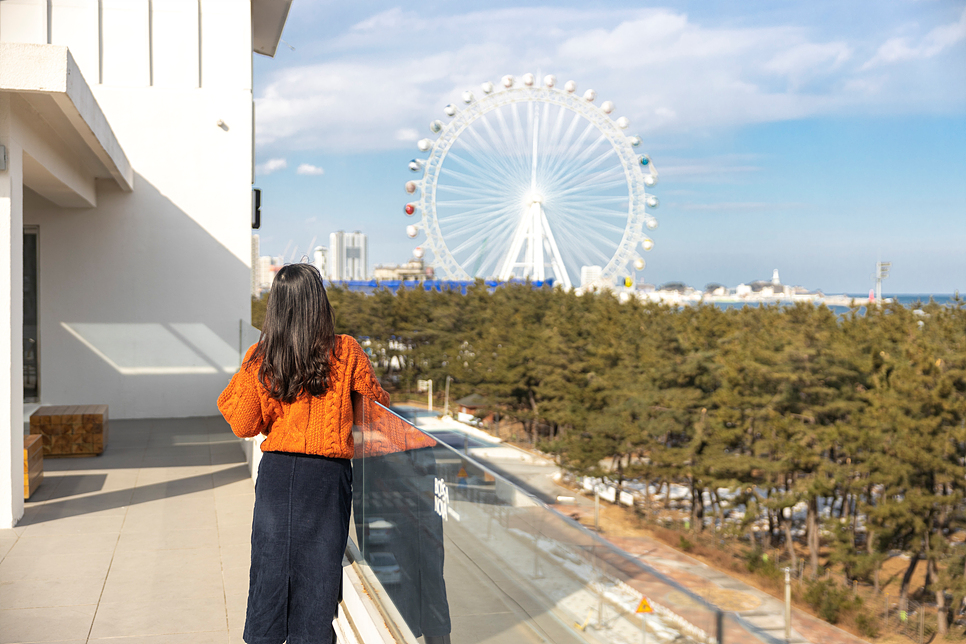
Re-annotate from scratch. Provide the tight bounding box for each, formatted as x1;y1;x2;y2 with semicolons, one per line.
403;73;660;289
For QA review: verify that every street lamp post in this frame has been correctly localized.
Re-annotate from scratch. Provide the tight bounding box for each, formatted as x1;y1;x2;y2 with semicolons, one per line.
443;375;452;416
784;567;792;641
417;379;433;411
875;261;891;302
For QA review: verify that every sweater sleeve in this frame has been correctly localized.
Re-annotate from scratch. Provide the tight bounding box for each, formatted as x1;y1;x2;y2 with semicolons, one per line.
346;337;390;407
217;347;274;438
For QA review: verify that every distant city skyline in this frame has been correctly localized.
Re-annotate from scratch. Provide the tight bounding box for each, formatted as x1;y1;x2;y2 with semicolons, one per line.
252;1;966;294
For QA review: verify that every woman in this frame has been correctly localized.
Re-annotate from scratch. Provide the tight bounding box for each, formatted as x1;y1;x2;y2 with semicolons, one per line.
218;263;389;644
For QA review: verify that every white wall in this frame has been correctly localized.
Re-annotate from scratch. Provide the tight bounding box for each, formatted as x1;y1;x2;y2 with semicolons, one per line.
0;0;47;45
0;92;26;526
2;0;255;420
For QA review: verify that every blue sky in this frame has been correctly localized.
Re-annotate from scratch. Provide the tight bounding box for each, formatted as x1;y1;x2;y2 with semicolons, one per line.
252;1;966;294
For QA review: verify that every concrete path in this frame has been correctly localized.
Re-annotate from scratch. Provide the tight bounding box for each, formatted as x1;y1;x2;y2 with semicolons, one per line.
0;417;255;644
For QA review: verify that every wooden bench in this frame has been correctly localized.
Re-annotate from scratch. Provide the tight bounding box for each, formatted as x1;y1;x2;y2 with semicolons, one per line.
29;405;109;457
24;434;43;499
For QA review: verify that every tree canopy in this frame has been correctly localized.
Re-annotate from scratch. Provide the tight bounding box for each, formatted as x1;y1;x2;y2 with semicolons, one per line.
262;284;966;633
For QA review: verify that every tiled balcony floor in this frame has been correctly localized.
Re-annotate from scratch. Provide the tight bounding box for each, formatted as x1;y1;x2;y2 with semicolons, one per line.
0;417;256;644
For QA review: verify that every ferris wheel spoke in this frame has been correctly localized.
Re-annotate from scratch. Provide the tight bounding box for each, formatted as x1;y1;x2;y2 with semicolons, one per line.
557;228;610;267
445;213;518;243
551;200;628;223
439;201;520;227
559;230;617;265
436;198;510;208
447;219;516;257
555;183;629;200
436;186;510;202
481;108;530;181
546;171;626;202
494;107;532;181
460;123;525;181
542;125;600;189
543;133;610;188
551;209;628;241
436;185;506;200
542;111;583;174
449;225;517;272
462;113;508;160
547;102;568;151
446;151;516;191
438;205;521;231
552;205;630;222
549;204;620;247
441;168;515;203
556;202;629;215
552;223;615;269
459;219;519;274
477;112;524;176
510;102;528;164
572;146;619;177
492;108;517;160
457;240;505;277
557;164;627;191
547;121;599;173
438;166;509;193
458;131;511;178
553;189;628;203
437;202;521;226
475;234;516;276
541;102;552;146
551;210;627;236
443;152;508;185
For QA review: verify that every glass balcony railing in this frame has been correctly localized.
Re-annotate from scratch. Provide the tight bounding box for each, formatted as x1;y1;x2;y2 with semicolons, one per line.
348;398;782;644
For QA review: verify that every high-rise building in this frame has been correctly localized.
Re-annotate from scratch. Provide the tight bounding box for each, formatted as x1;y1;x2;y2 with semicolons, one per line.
257;257;276;293
328;231;368;281
580;265;602;288
312;246;328;278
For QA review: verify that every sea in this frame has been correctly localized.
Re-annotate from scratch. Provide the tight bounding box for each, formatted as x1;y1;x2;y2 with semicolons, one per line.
712;294;961;314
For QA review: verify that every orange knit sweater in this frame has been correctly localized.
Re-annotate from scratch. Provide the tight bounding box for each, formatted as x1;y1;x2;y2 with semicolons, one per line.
217;335;390;459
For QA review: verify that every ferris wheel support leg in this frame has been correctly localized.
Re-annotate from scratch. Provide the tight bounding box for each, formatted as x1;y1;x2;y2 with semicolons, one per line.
540;206;572;290
498;209;531;282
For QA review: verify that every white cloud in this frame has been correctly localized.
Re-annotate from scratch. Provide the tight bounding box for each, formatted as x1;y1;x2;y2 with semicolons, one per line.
395;128;419;142
862;7;966;69
660;164;761;180
296;163;325;176
673;202;807;212
255;158;288;175
763;42;852;86
254;6;965;154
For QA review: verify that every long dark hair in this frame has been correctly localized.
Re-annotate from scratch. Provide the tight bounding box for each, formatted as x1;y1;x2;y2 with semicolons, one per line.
247;263;336;403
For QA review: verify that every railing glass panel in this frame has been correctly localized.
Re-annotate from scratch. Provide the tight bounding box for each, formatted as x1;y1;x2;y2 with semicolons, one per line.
349;398;779;644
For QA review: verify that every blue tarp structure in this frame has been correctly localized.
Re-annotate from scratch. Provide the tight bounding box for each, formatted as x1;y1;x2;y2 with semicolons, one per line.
324;279;554;295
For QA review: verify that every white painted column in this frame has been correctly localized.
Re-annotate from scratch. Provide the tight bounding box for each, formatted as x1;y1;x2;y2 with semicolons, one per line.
0;94;25;528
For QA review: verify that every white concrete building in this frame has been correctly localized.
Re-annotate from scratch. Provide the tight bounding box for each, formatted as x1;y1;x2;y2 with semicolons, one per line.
580;265;602;288
256;255;276;294
1;0;293;527
328;230;368;281
312;244;328;278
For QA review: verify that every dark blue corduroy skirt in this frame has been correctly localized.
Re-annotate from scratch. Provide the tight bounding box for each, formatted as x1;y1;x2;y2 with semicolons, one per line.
244;451;352;644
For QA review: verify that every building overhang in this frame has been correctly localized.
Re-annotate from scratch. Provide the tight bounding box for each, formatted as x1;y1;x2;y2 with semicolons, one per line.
252;0;294;57
0;43;134;204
